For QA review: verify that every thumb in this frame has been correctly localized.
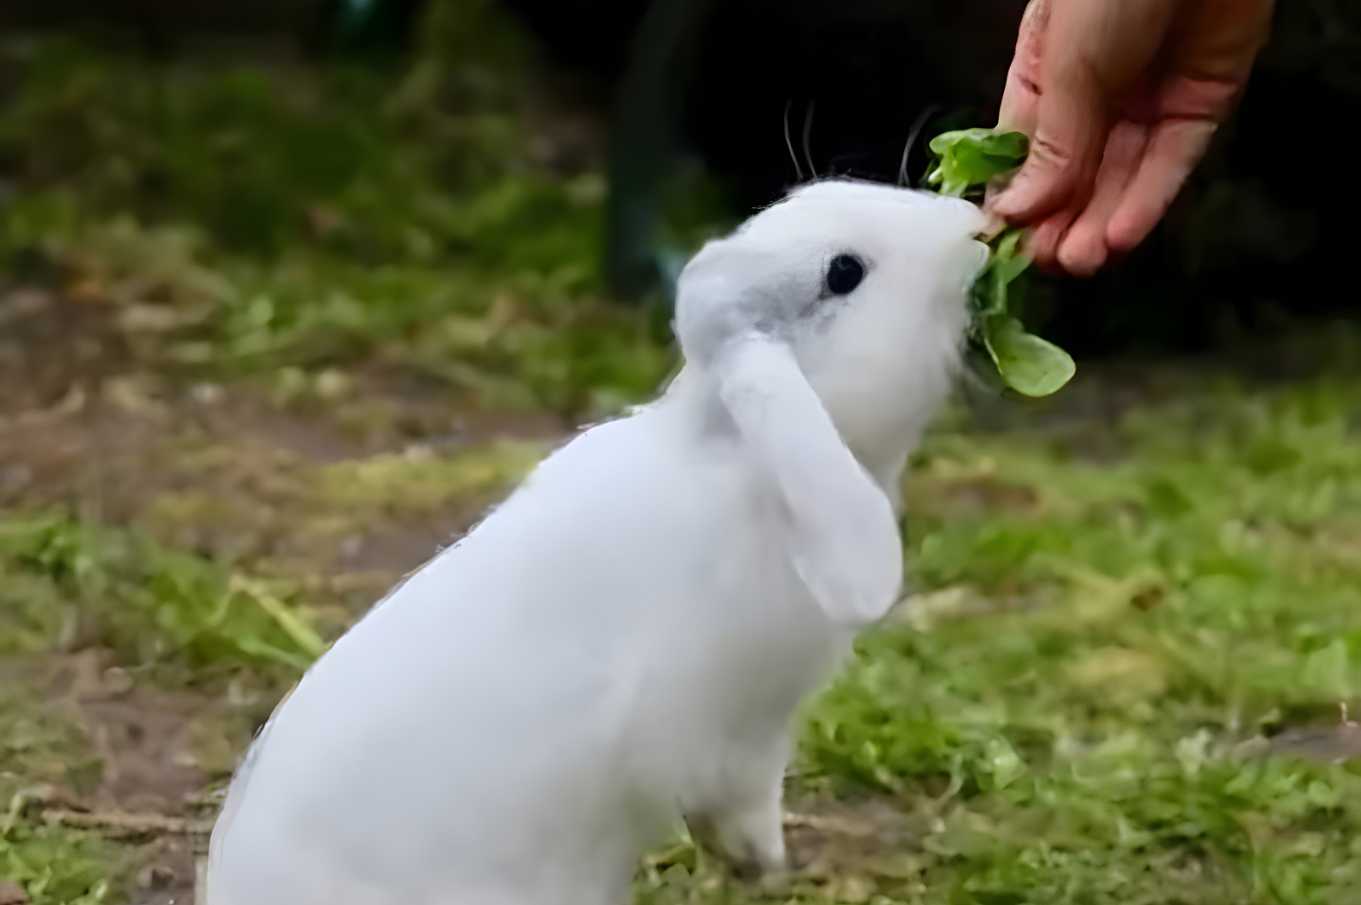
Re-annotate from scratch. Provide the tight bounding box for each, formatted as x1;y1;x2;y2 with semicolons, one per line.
992;67;1107;221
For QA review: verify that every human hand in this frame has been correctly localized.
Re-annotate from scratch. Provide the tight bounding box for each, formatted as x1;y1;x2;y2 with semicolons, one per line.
990;0;1274;276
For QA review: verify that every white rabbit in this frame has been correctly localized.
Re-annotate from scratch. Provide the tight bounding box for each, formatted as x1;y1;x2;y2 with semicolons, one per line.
206;180;989;905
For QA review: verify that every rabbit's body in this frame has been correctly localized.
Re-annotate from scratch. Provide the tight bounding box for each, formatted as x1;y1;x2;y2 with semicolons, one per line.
210;392;848;905
207;182;988;905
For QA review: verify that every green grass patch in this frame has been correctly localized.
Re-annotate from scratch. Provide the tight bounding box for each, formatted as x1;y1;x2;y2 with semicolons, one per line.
0;826;119;905
0;514;325;677
315;439;545;514
0;691;121;905
788;376;1361;903
0;27;674;418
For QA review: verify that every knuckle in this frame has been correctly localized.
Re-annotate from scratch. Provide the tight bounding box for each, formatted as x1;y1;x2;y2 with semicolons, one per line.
1029;133;1076;170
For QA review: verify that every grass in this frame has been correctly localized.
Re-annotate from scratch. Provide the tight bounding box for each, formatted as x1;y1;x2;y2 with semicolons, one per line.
628;374;1361;905
314;439;545;513
11;361;1361;905
1;7;1360;905
1;690;117;905
801;378;1361;903
0;827;116;905
0;515;323;675
0;24;673;420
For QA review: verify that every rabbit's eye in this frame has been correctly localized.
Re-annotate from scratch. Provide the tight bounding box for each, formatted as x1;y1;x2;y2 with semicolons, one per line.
824;254;865;296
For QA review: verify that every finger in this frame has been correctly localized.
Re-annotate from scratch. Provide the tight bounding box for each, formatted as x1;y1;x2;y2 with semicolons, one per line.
1105;117;1216;254
993;0;1178;223
1057;120;1149;276
997;0;1048;133
991;64;1106;222
1101;0;1274;250
1023;207;1078;274
989;1;1047;210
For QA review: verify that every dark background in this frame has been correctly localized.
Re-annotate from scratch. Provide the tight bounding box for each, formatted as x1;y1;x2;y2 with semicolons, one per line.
507;0;1361;358
1;0;1357;359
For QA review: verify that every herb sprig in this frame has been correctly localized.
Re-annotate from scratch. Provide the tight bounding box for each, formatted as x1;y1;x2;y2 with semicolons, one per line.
927;129;1076;397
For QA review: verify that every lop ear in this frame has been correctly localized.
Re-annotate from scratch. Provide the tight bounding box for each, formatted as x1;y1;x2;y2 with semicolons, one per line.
711;335;904;626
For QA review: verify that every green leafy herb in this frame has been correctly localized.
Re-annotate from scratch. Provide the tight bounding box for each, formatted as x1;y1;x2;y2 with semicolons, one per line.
926;128;1076;397
981;314;1077;397
926;129;1029;198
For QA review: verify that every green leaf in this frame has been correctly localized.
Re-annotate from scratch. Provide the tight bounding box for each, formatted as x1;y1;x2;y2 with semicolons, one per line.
990;229;1030;286
926;126;1076;398
1301;639;1351;699
982;736;1027;790
925;129;1029;196
982;315;1076;397
973;228;1031;318
927;128;1029;169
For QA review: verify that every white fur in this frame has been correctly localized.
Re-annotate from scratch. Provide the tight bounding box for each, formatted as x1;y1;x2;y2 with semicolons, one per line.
206;181;988;905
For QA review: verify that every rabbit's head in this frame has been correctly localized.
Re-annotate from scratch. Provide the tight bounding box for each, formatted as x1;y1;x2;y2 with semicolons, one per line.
673;180;988;625
676;180;988;467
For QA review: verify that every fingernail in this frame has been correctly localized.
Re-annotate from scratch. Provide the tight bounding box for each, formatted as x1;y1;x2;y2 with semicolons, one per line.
978;211;1007;241
1058;248;1104;278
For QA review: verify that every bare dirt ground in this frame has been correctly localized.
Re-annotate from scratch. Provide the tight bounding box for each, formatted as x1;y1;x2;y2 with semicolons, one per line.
0;287;567;904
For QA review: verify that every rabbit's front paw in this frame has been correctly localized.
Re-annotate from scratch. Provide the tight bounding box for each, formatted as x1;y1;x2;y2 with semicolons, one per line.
686;805;788;881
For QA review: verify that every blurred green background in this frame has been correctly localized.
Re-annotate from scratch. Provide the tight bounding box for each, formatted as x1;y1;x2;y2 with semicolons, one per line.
1;2;1359;904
